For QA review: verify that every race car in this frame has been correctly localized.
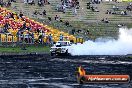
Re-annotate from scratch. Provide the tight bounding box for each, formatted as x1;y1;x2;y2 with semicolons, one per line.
50;41;72;56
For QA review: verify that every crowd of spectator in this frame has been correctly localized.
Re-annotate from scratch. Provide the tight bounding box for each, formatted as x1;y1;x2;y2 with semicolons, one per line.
33;9;47;17
105;4;130;16
0;7;70;45
101;18;109;23
126;3;132;11
1;0;131;43
0;0;15;7
87;2;99;12
24;0;50;6
56;0;79;15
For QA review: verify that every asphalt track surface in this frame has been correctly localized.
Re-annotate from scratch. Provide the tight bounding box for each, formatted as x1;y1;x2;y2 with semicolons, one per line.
0;55;132;88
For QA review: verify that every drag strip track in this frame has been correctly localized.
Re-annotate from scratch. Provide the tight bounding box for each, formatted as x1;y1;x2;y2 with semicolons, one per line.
0;55;132;88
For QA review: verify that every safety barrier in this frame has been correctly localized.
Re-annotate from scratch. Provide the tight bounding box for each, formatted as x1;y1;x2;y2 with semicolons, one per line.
75;37;84;44
0;33;84;44
0;33;17;43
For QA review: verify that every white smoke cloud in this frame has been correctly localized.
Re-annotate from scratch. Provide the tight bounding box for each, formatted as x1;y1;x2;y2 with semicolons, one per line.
69;28;132;55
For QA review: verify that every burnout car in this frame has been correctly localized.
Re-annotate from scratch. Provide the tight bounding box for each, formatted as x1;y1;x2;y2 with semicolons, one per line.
50;41;72;56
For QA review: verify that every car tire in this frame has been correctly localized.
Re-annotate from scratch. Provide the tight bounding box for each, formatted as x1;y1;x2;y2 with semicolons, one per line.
66;50;71;56
65;50;68;55
51;52;55;56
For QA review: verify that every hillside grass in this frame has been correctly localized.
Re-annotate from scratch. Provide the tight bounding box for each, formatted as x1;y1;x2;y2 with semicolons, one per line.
0;46;50;53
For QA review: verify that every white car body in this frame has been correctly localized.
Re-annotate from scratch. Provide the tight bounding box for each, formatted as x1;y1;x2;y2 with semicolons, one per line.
50;41;72;56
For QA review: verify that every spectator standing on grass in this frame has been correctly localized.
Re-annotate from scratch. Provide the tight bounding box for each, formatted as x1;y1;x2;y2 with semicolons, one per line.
59;34;63;41
101;18;109;23
42;10;46;16
73;6;77;15
42;31;45;38
31;32;34;43
34;10;38;15
105;18;109;23
121;11;127;15
0;27;3;33
130;2;132;5
124;11;127;15
38;31;43;43
48;17;52;23
121;11;124;15
91;6;94;12
55;15;59;21
0;0;4;7
38;0;44;6
62;4;66;13
24;0;29;3
87;2;91;9
45;35;49;45
72;29;75;35
49;34;52;45
6;0;11;7
65;21;69;26
28;0;35;5
10;0;16;2
44;0;48;4
19;11;24;18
